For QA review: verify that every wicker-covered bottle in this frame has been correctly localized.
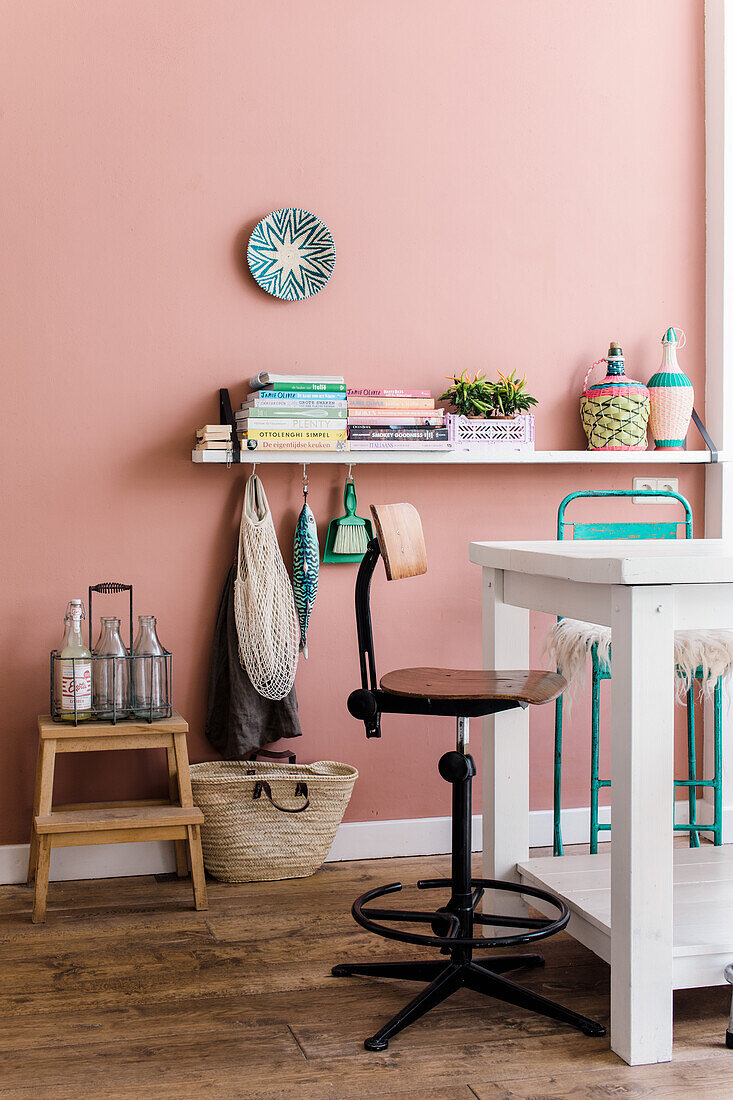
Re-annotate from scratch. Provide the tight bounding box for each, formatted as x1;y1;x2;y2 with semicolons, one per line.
647;327;693;450
580;342;650;451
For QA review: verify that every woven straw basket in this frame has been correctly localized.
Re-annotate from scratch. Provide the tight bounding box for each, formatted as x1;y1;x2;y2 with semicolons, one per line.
190;759;358;882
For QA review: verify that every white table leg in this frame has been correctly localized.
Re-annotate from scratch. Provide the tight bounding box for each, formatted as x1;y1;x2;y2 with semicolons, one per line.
610;584;675;1065
481;566;530;916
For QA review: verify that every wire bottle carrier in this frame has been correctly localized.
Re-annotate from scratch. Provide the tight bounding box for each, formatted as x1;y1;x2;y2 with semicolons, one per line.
50;583;172;725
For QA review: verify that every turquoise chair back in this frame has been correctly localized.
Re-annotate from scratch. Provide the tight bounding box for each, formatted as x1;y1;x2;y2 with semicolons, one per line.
557;489;693;542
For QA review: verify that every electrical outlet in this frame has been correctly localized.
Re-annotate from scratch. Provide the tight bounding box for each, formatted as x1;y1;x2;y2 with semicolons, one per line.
632;477;678;503
633;476;658;503
657;477;679;496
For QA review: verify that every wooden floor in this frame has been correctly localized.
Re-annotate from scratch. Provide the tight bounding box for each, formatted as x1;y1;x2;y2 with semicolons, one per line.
0;852;731;1099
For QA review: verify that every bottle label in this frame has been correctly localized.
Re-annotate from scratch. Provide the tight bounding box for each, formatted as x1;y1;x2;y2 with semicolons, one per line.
61;661;92;711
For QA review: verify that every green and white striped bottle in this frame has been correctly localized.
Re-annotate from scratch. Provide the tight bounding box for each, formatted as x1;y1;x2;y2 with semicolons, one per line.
647;327;693;450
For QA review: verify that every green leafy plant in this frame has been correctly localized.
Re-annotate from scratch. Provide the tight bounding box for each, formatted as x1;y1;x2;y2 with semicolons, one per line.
492;370;538;416
439;370;494;417
440;370;538;418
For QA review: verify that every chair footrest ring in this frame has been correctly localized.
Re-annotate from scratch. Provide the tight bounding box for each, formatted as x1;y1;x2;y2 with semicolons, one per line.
351;876;569;950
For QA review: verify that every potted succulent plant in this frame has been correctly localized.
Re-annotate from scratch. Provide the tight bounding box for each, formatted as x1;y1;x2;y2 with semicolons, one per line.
440;370;537;451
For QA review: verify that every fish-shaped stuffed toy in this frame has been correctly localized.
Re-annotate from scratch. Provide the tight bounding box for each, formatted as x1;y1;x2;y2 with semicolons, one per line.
293;496;319;658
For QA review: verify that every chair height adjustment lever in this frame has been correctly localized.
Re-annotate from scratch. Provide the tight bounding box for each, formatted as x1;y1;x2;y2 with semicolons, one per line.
438;751;476;783
348;689;382;738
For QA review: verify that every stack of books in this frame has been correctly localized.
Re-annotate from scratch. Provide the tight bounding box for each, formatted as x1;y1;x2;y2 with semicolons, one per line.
195;424;232;453
347;389;450;451
236;373;348;451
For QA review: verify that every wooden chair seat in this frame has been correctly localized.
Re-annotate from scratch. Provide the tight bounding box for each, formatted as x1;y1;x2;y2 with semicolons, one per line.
379;667;566;705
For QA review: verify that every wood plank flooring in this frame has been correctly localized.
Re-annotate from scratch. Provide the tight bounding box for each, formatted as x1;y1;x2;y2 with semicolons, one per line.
0;852;731;1098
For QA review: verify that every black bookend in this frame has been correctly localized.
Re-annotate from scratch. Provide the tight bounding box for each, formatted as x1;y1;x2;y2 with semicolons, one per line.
219;387;240;461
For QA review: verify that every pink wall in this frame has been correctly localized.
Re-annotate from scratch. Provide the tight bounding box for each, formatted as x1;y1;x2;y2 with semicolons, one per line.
1;1;705;843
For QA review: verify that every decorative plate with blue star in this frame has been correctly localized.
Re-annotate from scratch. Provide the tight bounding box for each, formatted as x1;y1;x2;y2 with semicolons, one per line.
247;208;335;301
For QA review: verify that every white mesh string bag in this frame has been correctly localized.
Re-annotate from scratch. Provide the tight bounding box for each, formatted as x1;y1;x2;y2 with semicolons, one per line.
234;474;299;700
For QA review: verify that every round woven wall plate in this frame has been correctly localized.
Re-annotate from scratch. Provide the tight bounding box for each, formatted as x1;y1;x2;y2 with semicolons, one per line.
247;208;335;301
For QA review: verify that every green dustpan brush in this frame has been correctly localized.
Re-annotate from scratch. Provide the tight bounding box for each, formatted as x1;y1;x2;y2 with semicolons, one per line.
323;476;374;563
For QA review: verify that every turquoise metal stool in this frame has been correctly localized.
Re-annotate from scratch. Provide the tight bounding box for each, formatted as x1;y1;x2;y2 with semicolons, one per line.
552;489;724;857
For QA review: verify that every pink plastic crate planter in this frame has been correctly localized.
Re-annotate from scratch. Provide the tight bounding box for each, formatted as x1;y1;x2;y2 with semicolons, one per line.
447;413;535;453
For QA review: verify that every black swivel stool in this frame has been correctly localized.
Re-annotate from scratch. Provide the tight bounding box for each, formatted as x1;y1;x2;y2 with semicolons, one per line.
332;502;605;1051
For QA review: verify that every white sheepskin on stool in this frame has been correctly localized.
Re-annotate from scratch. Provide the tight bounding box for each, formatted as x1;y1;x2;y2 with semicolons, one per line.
546;619;733;701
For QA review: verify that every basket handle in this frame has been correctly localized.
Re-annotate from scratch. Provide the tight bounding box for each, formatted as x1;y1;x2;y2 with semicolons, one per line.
252;780;310;813
581;358;607;396
247;748;297;764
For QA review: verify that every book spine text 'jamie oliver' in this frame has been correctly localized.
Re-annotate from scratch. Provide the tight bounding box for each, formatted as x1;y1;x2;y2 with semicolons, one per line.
346;388;432;398
245;392;346;404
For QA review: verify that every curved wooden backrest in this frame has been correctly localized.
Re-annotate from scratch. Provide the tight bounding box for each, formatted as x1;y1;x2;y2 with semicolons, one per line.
370;503;427;580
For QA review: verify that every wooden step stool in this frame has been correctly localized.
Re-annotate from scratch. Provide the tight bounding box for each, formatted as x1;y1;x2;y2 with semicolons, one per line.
27;712;208;923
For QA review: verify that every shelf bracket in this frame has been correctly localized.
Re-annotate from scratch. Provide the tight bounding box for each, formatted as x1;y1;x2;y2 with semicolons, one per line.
691;408;719;462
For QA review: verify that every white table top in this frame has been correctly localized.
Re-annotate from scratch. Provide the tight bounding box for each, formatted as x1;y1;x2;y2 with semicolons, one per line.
468;538;733;586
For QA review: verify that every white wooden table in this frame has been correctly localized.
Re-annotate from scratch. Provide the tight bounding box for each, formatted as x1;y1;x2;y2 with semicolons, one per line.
469;538;733;1066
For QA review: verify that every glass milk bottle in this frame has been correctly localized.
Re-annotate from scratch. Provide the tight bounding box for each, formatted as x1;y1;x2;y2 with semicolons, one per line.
93;616;131;720
57;599;92;721
133;615;169;719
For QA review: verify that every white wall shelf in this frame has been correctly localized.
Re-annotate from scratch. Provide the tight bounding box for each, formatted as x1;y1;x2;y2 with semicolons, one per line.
192;449;720;466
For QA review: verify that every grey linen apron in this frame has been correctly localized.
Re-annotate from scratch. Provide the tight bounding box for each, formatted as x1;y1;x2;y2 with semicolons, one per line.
205;564;302;758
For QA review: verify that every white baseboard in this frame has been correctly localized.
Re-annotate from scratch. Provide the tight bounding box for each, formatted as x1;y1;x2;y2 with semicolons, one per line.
2;801;725;885
324;803;610;862
0;841;176;886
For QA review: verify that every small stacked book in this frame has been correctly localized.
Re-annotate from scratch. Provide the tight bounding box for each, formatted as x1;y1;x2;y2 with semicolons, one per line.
237;374;348;451
346;389;450;450
195;424;232;452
